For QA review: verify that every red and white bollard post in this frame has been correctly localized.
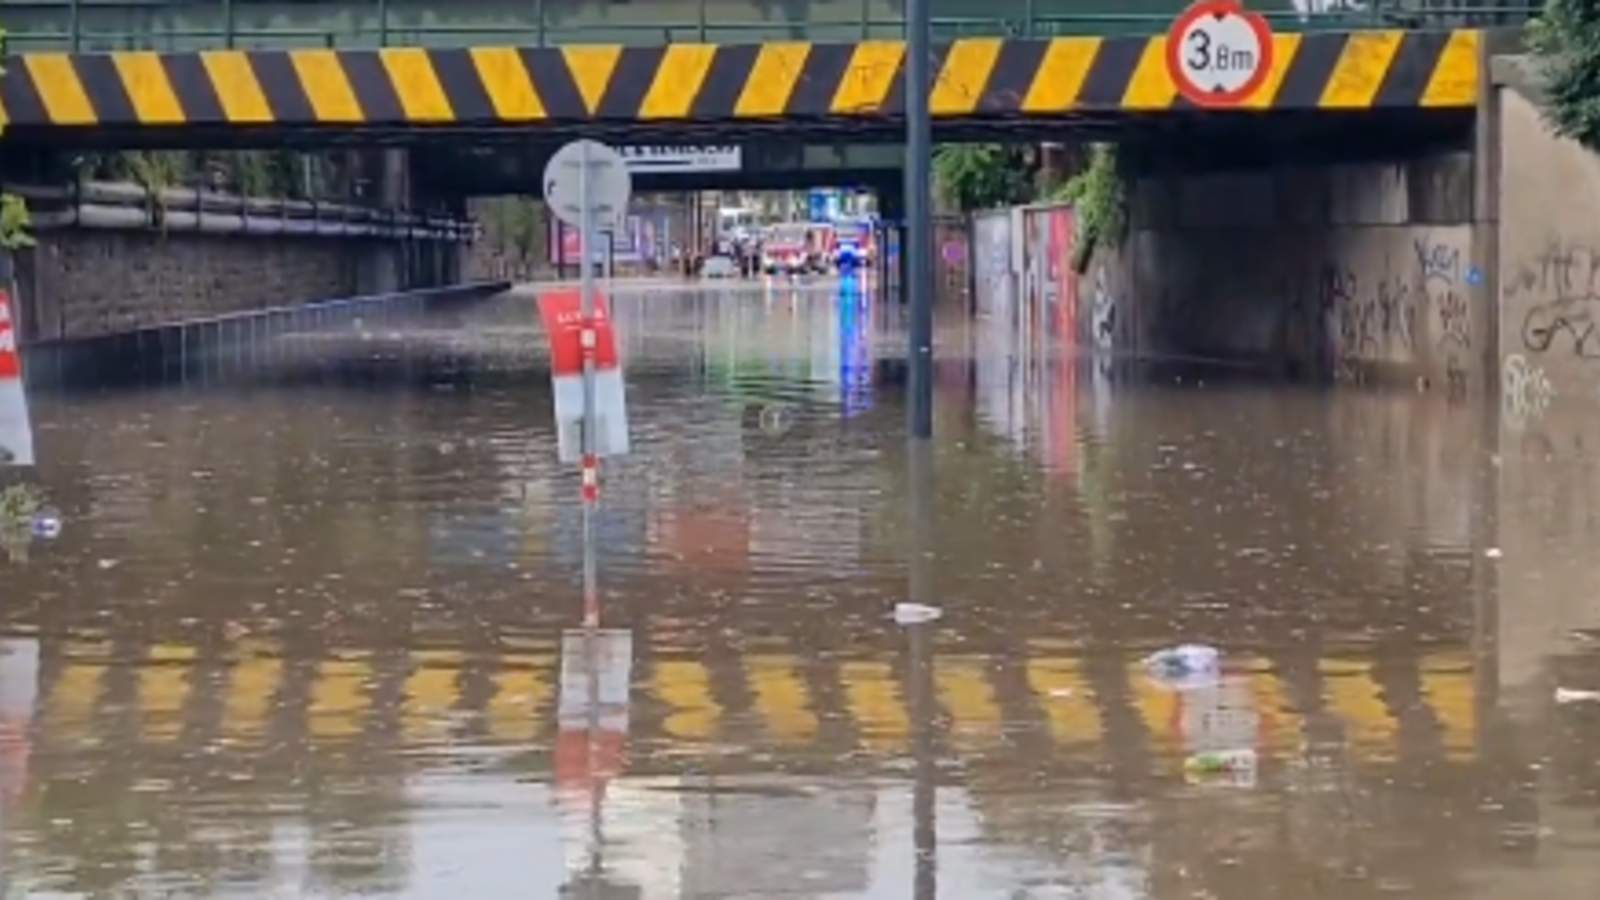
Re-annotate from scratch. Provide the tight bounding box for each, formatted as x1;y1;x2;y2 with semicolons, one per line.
579;319;601;629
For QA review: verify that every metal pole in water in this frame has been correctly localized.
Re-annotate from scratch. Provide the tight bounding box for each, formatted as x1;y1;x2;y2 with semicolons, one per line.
578;142;601;629
905;0;935;441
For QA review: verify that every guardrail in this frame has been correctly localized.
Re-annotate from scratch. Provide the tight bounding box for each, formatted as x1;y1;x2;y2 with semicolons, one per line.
0;1;1540;52
22;279;513;390
11;181;476;241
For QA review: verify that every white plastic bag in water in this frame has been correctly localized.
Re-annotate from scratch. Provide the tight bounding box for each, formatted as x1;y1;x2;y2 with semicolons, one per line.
1143;644;1221;688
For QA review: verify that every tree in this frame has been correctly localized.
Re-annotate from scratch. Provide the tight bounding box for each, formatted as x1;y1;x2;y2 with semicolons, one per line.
0;29;33;251
1527;0;1600;151
932;144;1038;212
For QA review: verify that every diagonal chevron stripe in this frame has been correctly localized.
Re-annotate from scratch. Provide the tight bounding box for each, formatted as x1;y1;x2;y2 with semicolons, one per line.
28;635;1478;770
0;30;1479;130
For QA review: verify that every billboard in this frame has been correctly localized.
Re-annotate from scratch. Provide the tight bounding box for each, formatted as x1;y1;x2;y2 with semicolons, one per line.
549;211;672;265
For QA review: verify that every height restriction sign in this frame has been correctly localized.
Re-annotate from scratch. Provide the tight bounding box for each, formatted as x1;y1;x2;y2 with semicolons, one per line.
1166;0;1274;108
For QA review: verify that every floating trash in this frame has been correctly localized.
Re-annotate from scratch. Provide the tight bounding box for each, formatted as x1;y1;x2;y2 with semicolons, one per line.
1144;644;1221;680
1555;687;1600;704
29;508;61;540
893;602;942;625
758;404;795;435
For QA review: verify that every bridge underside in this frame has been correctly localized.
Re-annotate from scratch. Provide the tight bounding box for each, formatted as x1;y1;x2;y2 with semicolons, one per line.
0;30;1479;150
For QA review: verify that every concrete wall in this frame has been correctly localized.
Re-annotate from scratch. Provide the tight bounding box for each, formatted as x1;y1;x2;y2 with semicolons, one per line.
1093;155;1481;390
13;231;362;343
1494;83;1600;419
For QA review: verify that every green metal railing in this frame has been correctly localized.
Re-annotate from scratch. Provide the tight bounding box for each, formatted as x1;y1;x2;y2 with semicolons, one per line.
0;0;1538;54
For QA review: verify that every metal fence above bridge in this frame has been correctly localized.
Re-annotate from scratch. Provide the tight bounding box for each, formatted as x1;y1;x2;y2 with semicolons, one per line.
1;0;1538;53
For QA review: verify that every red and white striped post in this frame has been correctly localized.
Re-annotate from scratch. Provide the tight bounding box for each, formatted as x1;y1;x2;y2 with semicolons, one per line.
537;284;627;632
579;320;600;628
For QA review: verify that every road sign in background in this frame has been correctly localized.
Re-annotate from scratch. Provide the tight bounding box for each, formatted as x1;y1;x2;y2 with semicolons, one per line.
1166;0;1273;108
543;139;632;231
617;145;741;174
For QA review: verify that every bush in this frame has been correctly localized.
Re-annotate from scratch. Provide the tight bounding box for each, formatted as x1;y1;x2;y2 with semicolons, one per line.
1527;0;1600;151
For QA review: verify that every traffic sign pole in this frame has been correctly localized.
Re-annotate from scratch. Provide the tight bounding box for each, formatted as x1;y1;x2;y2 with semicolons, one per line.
577;141;601;630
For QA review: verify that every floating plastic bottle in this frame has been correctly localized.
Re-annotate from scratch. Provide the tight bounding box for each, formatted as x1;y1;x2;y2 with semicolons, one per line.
29;508;62;540
1183;748;1258;775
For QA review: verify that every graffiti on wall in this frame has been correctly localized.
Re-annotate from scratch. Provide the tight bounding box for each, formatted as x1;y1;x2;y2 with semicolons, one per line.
1502;354;1554;426
1298;263;1416;379
1282;234;1472;389
1091;266;1116;351
1414;236;1471;396
1512;244;1600;360
1020;205;1079;352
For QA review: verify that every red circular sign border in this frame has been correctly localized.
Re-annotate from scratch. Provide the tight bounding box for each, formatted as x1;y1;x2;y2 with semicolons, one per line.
1165;0;1275;109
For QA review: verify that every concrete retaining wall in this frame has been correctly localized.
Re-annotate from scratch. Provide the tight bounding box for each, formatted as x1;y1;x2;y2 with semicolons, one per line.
1103;155;1479;388
14;230;359;342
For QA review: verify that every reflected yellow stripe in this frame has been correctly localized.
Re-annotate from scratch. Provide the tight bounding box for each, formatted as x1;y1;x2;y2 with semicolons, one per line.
654;659;718;740
402;651;462;739
486;654;553;743
138;644;196;742
1321;659;1396;760
222;643;283;740
1420;654;1476;759
1240;658;1302;753
840;661;907;751
308;652;372;739
1126;661;1181;752
747;654;817;741
43;642;107;731
1025;653;1101;745
936;657;1004;748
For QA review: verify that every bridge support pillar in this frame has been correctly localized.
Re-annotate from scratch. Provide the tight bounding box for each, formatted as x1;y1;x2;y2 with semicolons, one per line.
879;183;905;303
354;149;409;295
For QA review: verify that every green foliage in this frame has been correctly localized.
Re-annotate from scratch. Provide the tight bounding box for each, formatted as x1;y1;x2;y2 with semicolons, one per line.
0;29;32;251
0;194;33;249
1047;144;1126;274
932;144;1036;212
481;196;546;259
1527;0;1600;152
0;483;39;524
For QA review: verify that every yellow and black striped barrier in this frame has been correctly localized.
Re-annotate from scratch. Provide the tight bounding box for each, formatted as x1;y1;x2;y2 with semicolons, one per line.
0;30;1477;131
31;635;1478;767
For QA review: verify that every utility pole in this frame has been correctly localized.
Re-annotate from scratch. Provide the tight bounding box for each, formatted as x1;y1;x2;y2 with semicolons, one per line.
905;0;935;440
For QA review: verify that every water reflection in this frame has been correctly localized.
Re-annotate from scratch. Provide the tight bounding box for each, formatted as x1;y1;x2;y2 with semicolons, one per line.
0;285;1592;896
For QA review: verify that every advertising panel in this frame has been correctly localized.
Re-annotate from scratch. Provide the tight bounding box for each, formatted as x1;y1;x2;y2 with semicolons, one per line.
972;211;1016;323
549;211;671;265
1022;203;1079;356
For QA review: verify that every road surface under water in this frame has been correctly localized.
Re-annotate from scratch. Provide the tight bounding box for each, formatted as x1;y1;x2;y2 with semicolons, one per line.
1;280;1597;898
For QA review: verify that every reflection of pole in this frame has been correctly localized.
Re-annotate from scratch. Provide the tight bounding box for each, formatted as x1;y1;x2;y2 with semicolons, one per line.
908;438;937;899
585;623;603;882
579;142;600;629
905;0;935;440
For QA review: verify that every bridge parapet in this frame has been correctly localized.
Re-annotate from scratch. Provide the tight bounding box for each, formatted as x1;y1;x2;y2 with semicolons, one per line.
0;30;1481;141
0;0;1532;52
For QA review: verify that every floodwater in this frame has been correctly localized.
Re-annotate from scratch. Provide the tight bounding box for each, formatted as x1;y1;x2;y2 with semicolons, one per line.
1;279;1598;898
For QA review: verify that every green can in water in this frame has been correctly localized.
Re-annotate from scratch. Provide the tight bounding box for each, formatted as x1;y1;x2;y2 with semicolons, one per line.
1184;749;1258;773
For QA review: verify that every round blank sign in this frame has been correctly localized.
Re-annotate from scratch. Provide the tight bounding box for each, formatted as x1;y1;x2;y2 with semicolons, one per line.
542;140;632;230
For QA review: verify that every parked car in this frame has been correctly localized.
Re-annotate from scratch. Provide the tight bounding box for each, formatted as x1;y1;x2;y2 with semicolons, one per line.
702;255;738;279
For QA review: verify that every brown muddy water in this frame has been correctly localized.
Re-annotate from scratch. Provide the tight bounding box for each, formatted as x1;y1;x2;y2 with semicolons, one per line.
1;282;1597;898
